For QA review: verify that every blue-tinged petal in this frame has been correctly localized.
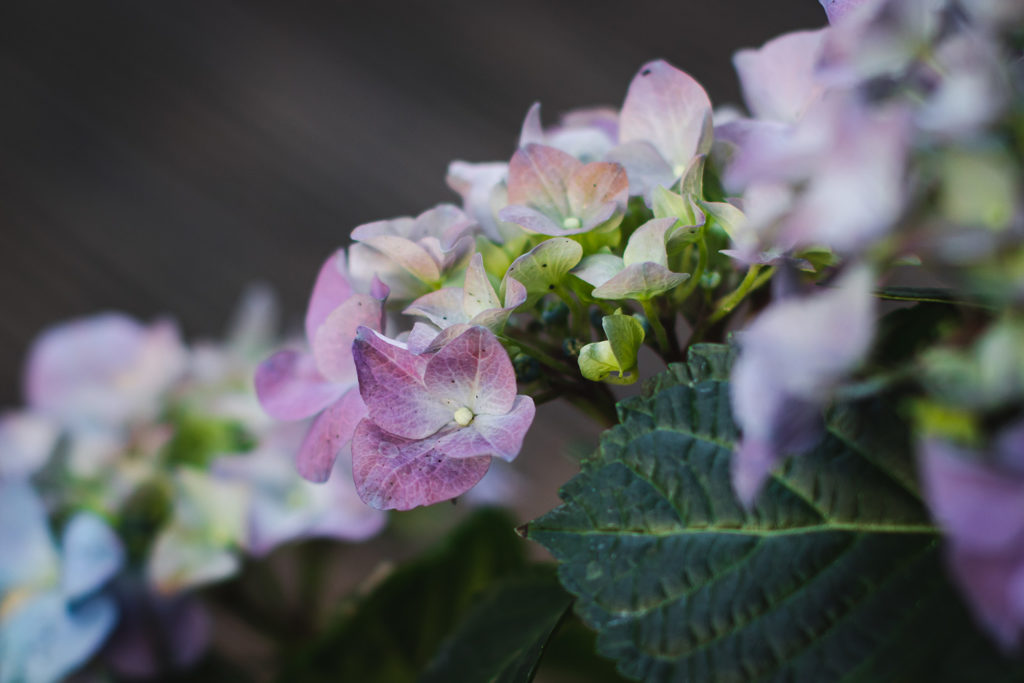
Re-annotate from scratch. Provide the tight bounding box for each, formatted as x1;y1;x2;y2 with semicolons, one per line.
60;514;124;602
0;482;58;595
0;592;117;683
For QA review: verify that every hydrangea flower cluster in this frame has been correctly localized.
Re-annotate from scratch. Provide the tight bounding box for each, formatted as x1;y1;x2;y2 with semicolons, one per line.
257;0;1024;651
0;290;385;681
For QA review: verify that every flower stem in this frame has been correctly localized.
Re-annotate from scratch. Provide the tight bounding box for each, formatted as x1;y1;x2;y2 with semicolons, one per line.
707;265;773;325
673;224;708;305
498;333;576;377
556;285;590;340
640;298;670;356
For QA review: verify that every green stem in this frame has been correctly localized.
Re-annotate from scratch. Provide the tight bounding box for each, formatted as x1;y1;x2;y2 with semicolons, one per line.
498;333;576;376
556;285;590;340
707;265;772;325
673;225;708;305
640;298;669;356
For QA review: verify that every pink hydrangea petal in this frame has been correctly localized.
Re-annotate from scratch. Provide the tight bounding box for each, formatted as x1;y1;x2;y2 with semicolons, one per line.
503;277;528;310
421;324;473;355
446;161;508;243
462;253;502;318
411;204;476;250
619;60;714;171
423;326;516;416
305;250;353;344
370;275;390;301
406;322;442;355
506;144;581;218
296;388;368;483
0;412;59;479
436;395;535;462
352;328;451;440
312;294;384;384
605;141;677;197
733;30;827;123
353;234;442;284
497;205;565;236
567;162;629;225
404;288;468;329
351;419;491;510
254;350;345;421
519;101;545;147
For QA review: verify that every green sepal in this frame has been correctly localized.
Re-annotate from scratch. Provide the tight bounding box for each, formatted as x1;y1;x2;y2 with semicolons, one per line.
578;312;645;384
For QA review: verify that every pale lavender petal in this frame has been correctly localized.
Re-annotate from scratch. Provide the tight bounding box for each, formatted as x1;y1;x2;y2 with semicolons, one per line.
254;350;344;421
436;395;535;462
0;592;118;683
503;276;528;310
304;250;353;344
412;204;476;250
404;288;469;329
497;205;565;236
591;262;689;300
296;388;368;483
619;60;714;172
60;513;124;601
947;549;1024;651
446;161;509;242
0;411;58;479
519;101;545;147
819;0;871;23
312;294;384;384
567;162;629;227
351;419;491;510
733;30;826;123
370;275;391;301
506;144;581;218
605;141;677;197
352;328;450;440
920;439;1024;555
423;326;517;416
573;254;624;288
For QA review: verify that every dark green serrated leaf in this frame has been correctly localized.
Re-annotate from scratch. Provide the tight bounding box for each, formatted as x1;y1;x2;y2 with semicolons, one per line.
279;509;526;683
419;566;572;683
528;345;1024;682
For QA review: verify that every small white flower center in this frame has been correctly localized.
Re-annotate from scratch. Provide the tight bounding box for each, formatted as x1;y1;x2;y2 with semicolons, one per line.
453;406;475;427
562;216;581;231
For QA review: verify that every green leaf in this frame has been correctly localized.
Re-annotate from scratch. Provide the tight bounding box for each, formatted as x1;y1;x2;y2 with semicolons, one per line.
279;510;526;683
578;313;645;384
420;566;573;683
502;238;583;307
528;346;1024;682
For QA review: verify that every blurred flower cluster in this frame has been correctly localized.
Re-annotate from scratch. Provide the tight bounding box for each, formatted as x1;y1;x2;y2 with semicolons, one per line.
254;0;1024;650
0;289;385;681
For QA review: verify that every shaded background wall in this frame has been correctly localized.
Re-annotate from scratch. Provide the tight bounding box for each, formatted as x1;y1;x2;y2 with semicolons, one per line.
0;0;825;404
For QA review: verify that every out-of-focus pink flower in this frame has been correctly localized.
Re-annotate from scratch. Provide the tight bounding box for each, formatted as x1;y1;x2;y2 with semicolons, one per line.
731;266;876;504
351;326;534;510
255;250;386;482
25;314;186;430
733;30;828;125
819;0;873;23
920;422;1024;649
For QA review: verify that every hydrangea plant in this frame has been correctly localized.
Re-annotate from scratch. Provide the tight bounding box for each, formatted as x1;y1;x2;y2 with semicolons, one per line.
251;0;1024;679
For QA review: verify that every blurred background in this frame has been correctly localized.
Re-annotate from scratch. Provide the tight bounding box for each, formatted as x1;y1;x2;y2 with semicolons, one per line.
0;0;823;405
